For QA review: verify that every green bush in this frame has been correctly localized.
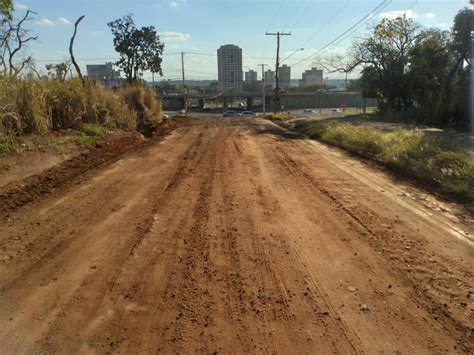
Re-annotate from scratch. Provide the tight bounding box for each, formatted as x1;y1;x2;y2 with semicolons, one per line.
76;135;97;148
0;136;16;154
265;113;292;121
81;123;107;137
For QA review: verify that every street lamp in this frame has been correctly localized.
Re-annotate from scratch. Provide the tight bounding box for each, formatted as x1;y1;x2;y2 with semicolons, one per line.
281;48;304;63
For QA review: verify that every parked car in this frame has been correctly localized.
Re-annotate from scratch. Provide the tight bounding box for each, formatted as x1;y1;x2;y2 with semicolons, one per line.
178;109;186;114
241;111;258;117
303;109;317;114
223;111;241;117
332;108;342;113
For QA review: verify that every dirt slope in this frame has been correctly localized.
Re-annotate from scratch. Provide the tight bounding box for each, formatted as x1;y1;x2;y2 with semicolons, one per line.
0;117;472;354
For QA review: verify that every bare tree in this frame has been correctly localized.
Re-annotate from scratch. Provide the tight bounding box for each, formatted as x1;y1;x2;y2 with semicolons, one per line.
69;15;85;84
0;9;37;76
317;53;360;90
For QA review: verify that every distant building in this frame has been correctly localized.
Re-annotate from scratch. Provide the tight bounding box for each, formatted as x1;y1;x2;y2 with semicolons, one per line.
299;67;323;87
86;62;121;87
279;65;291;88
245;70;258;82
264;69;275;89
217;44;243;92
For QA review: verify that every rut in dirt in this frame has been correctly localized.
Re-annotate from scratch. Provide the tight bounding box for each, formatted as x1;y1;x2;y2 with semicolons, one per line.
0;117;472;354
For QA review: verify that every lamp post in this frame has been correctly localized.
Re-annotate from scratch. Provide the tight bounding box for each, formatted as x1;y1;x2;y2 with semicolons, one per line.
281;48;304;63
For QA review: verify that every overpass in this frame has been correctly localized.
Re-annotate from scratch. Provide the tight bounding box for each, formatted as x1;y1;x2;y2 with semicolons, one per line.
159;91;375;111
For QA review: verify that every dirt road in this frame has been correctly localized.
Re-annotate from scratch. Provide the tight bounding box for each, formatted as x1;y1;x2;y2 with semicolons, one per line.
0;117;472;354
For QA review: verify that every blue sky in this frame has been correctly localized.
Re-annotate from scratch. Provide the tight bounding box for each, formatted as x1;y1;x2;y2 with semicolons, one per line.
14;0;471;81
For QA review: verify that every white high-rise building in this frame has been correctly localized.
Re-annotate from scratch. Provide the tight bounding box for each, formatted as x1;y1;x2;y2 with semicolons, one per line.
217;44;243;92
299;67;323;87
245;70;258;82
264;69;275;89
279;65;291;88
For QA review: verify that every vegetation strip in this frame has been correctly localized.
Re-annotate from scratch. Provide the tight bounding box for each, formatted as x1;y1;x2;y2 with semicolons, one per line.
293;122;473;205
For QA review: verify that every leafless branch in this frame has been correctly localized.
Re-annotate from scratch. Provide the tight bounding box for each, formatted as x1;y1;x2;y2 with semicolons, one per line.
69;15;85;84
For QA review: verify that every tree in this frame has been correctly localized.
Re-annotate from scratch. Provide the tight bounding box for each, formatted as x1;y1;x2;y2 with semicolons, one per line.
46;61;71;80
290;83;335;93
242;81;261;92
441;8;473;127
346;79;361;92
0;0;13;19
204;80;219;93
354;15;419;112
407;29;451;123
107;14;164;84
0;9;37;76
319;53;360;89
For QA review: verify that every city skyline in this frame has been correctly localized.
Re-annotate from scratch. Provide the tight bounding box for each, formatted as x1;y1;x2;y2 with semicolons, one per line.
11;0;469;81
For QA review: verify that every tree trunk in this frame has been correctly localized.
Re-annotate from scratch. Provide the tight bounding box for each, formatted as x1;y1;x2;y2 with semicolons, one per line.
69;15;85;85
441;56;464;125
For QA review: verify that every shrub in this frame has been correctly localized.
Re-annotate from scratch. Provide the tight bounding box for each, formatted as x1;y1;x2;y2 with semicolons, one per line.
265;113;292;121
116;85;162;118
0;136;16;154
81;123;107;137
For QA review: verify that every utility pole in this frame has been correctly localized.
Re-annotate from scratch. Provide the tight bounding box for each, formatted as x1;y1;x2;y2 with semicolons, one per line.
181;52;186;113
266;31;291;114
258;64;266;116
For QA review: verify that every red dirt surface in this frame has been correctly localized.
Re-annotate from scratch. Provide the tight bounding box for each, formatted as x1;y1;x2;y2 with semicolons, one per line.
0;117;472;353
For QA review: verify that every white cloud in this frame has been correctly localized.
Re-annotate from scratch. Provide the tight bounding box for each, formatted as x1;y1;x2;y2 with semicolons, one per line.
169;0;185;8
36;18;55;27
15;2;28;9
379;9;418;19
159;31;191;42
425;12;436;19
35;17;71;27
58;17;71;24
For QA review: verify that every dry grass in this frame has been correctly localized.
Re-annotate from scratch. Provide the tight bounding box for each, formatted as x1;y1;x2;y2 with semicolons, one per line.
297;123;474;202
0;77;162;138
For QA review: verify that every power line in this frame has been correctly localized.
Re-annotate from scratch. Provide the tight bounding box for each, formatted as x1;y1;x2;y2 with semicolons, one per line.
289;0;311;30
32;52;182;63
300;0;351;49
289;0;391;68
185;51;275;60
266;0;286;32
308;3;391;61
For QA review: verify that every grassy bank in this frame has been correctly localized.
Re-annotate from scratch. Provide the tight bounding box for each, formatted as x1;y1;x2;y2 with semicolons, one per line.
296;123;474;202
0;77;162;140
265;113;293;121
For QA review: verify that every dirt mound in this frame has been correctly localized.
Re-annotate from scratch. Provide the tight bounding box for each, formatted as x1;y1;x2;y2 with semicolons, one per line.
0;119;179;217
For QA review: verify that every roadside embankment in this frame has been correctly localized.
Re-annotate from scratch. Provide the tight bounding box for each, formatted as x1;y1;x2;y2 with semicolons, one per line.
270;117;473;208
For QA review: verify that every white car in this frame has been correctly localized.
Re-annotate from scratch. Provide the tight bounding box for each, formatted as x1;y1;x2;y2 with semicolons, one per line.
303;109;317;114
241;111;258;117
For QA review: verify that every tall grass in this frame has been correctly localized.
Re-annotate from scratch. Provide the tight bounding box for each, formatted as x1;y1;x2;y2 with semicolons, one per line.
297;123;474;201
0;77;162;136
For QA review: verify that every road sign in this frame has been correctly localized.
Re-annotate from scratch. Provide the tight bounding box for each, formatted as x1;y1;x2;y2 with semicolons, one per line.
185;98;192;109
